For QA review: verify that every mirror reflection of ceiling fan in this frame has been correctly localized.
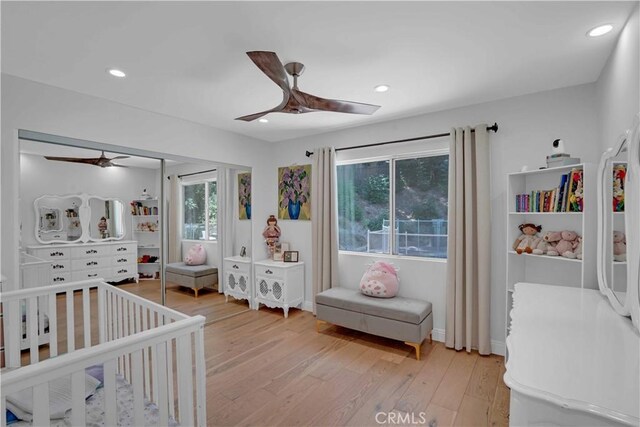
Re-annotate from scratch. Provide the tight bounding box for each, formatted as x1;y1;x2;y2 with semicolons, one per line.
236;51;381;122
44;151;129;168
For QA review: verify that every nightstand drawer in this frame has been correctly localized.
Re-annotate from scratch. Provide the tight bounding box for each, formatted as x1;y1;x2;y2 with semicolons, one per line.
224;260;251;275
254;264;284;279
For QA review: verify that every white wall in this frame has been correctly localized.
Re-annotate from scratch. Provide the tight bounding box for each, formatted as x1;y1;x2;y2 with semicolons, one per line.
20;152;158;247
597;4;640;151
1;74;270;290
270;83;601;353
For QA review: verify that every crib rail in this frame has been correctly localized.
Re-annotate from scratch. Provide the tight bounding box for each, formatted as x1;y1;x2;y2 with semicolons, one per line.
0;279;207;426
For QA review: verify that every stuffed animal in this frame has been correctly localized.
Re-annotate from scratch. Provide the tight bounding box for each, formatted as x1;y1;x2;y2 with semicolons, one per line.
184;244;206;266
555;231;581;259
360;261;399;298
574;236;583;260
513;223;543;254
542;231;563;256
613;231;626;262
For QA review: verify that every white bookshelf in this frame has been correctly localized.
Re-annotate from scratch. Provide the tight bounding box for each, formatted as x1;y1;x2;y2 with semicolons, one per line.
131;198;160;280
505;163;597;360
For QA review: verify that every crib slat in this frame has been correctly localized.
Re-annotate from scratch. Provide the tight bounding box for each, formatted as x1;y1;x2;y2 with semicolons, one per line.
132;349;145;426
5;300;20;367
48;293;58;357
195;327;206;426
151;333;159;403
83;288;91;348
98;286;106;344
155;341;169;427
142;306;151;398
38;295;47;357
104;359;117;426
176;334;194;426
28;297;39;363
32;382;50;426
71;371;85;426
66;290;75;353
167;336;175;418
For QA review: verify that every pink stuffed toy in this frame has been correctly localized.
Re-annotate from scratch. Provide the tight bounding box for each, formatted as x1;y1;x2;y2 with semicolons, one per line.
184;244;206;266
543;231;562;256
360;261;399;298
613;231;626;262
554;231;580;259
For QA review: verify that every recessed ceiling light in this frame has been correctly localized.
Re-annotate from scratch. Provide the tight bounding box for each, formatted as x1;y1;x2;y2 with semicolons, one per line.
107;68;126;78
374;84;390;93
587;24;613;37
258;118;269;123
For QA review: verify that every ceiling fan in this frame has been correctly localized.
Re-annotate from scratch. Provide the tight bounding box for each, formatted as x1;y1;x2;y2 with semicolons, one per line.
236;51;381;122
44;151;129;168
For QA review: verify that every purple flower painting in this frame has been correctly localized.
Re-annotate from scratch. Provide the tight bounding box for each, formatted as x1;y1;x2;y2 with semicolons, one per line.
238;172;252;220
278;165;311;220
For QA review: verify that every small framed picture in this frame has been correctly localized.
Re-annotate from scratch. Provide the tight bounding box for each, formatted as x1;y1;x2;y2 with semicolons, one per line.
284;251;299;263
273;242;289;261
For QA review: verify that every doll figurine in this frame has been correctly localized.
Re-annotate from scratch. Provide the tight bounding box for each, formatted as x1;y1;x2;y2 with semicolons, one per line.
98;216;109;239
512;223;544;254
262;215;281;255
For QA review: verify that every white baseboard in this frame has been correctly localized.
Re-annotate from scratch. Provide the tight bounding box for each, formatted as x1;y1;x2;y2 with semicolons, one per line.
491;340;506;356
432;328;445;342
301;301;313;312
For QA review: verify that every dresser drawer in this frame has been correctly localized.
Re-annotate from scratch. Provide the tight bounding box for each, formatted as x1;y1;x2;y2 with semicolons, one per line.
51;273;71;284
113;254;136;266
50;260;70;272
224;260;251;275
71;256;112;271
112;264;136;278
71;245;111;259
254;264;284;279
29;247;71;260
71;268;111;282
111;243;137;255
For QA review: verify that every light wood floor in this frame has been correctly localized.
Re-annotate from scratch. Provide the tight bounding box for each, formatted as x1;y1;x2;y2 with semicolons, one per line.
201;307;510;427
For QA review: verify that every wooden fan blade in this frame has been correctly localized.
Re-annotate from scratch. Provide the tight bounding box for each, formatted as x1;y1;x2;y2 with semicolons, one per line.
246;51;291;94
44;156;100;164
110;155;130;160
235;111;272;122
292;90;380;115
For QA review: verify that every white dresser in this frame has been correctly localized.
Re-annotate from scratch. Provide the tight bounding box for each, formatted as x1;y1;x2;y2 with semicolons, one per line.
505;283;639;426
26;240;138;284
254;259;304;318
223;256;252;307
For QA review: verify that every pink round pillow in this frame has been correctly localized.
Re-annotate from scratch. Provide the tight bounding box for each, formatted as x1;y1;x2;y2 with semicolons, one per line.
359;261;399;298
184;244;206;266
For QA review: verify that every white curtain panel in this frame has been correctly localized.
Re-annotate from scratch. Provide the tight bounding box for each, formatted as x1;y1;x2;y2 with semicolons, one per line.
445;125;492;355
168;175;182;263
217;167;237;293
311;147;339;314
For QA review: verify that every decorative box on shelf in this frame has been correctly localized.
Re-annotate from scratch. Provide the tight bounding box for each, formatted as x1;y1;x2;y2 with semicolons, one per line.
223;256;252;307
253;259;304;318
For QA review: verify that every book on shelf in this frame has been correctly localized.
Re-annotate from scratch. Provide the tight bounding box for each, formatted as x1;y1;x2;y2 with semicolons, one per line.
514;167;583;213
130;201;159;216
613;164;625;212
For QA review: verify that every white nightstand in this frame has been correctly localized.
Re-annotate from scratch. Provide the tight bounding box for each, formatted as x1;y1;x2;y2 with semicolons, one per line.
223;256;252;307
254;259;304;318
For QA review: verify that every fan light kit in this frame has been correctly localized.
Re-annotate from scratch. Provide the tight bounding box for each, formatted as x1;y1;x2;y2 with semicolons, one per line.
236;51;380;122
587;24;613;37
374;85;390;93
107;68;126;78
258;118;269;123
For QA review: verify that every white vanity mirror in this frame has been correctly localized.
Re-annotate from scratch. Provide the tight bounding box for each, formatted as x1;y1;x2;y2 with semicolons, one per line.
34;195;84;243
597;115;640;331
88;197;126;241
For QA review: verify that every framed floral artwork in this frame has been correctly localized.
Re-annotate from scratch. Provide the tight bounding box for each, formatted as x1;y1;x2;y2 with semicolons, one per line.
238;172;252;220
278;165;311;220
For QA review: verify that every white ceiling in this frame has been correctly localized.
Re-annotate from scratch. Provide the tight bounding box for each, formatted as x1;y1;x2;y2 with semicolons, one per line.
2;1;636;142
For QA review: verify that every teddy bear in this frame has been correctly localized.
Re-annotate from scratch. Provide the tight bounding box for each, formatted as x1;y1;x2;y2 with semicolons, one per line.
513;223;544;254
613;231;626;262
542;231;562;255
359;261;399;298
554;231;581;259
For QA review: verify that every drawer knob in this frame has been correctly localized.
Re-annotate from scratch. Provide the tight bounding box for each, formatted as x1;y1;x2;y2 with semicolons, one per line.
88;273;97;278
265;269;273;274
86;249;97;254
117;247;126;251
232;264;239;269
118;258;127;263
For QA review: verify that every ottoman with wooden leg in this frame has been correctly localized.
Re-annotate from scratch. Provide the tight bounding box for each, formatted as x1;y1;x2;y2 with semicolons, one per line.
165;262;218;298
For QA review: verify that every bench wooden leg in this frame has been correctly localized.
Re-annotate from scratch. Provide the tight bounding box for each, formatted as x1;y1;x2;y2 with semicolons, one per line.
429;332;433;344
405;341;423;360
316;319;328;333
194;288;199;298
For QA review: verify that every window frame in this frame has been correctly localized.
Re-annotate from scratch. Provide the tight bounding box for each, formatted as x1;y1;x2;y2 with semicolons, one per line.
336;148;449;261
181;177;218;242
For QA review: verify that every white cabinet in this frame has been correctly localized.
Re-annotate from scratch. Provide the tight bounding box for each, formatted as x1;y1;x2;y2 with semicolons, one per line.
27;240;138;284
131;198;160;281
505;164;596;360
254;259;304;318
223;256;252;307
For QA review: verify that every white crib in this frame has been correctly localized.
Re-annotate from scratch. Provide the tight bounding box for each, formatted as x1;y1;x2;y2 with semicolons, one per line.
0;279;206;426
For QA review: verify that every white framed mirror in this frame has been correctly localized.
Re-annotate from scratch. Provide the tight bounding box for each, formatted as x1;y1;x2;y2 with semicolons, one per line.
34;194;85;244
88;196;126;241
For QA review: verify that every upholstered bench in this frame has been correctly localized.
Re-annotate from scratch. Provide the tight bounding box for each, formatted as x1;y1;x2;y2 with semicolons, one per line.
315;288;433;360
165;262;218;298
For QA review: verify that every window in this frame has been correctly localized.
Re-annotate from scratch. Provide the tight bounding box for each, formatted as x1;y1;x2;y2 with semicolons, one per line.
182;180;217;240
337;153;449;258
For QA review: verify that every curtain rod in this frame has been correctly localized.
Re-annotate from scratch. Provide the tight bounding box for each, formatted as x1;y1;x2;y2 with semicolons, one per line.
305;122;498;157
168;168;217;179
